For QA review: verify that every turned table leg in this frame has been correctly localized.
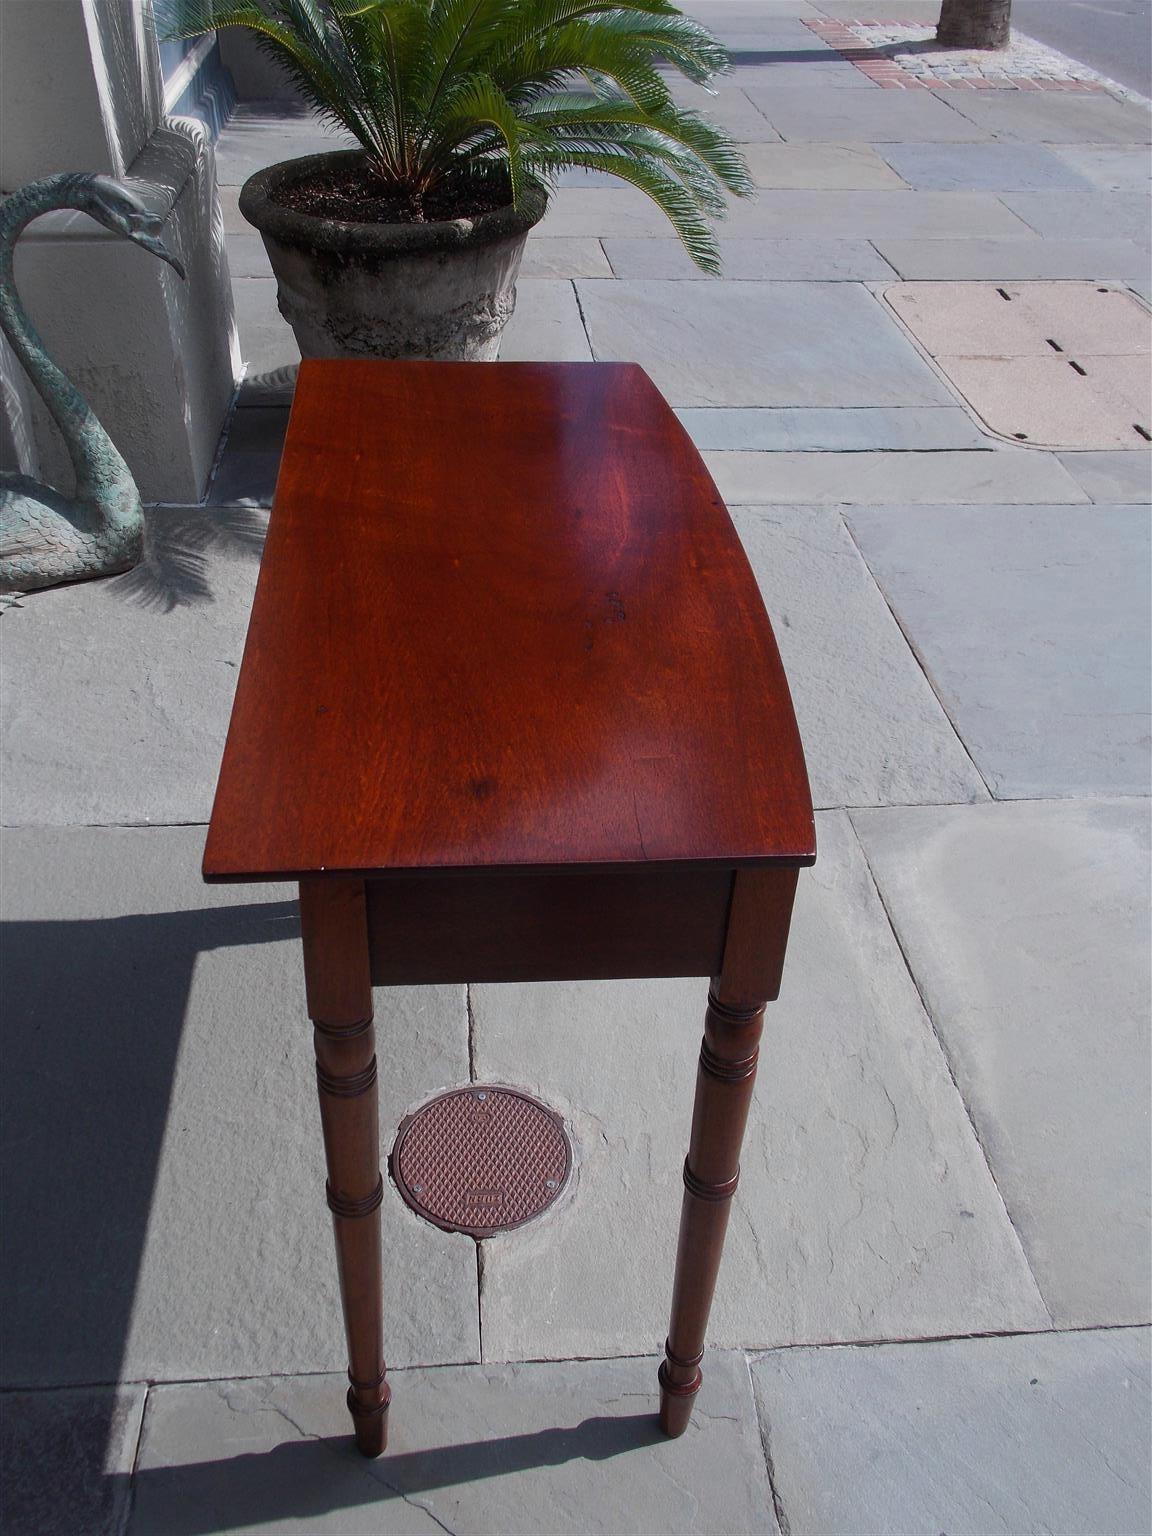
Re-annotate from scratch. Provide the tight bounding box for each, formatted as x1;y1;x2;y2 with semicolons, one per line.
300;877;390;1456
659;868;799;1437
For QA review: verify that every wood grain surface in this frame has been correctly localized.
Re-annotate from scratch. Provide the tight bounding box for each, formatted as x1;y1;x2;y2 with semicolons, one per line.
203;361;813;882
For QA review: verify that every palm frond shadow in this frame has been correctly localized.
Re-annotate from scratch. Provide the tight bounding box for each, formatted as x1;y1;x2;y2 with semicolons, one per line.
113;503;268;612
239;362;300;407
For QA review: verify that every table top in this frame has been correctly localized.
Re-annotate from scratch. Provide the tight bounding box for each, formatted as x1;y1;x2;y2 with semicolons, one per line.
203;361;813;883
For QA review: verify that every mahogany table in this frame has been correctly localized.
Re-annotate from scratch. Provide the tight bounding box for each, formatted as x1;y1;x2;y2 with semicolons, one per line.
203;359;814;1457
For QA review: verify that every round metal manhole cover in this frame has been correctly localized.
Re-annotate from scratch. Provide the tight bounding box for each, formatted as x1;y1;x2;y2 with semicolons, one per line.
390;1087;572;1238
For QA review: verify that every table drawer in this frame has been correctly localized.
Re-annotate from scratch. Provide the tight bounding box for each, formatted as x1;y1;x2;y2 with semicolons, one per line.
366;867;735;985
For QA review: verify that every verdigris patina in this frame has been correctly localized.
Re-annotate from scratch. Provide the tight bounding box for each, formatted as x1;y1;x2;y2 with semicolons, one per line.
0;174;185;594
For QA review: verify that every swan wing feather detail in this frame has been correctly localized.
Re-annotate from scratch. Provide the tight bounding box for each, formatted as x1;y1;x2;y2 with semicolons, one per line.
0;477;141;590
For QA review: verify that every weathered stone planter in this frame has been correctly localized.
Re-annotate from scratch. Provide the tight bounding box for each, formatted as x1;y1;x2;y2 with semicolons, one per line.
239;151;547;361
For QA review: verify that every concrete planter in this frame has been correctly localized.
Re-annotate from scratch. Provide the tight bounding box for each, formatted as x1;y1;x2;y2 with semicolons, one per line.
239;151;547;361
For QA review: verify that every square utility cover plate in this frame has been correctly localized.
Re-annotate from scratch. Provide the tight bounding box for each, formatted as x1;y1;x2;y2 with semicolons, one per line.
885;282;1151;450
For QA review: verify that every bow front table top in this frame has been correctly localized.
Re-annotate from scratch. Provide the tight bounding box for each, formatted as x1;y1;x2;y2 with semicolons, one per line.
204;359;814;1455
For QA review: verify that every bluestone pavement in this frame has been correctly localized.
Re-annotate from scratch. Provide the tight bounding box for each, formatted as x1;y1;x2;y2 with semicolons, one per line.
2;24;1149;1535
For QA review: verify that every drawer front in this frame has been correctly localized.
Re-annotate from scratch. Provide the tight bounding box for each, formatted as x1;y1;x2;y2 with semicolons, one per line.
367;867;735;985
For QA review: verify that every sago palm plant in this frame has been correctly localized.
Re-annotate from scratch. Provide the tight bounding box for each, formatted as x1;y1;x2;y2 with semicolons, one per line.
159;0;752;271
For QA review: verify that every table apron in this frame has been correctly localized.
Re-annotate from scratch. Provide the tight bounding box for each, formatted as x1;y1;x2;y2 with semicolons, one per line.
365;867;739;985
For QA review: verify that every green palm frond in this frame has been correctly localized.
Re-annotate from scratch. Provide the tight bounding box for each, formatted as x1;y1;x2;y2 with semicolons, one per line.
532;145;722;271
520;92;752;195
156;0;750;269
424;73;526;198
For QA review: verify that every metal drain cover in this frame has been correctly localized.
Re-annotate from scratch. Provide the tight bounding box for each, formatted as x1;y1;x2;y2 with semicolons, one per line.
391;1087;571;1238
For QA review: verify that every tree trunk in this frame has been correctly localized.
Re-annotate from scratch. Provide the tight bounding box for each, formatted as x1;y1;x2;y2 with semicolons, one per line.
936;0;1012;49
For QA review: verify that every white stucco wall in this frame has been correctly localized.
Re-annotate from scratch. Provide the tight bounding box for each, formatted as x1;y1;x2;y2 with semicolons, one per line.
0;0;116;185
1;0;164;184
86;0;164;171
0;331;41;479
0;0;237;501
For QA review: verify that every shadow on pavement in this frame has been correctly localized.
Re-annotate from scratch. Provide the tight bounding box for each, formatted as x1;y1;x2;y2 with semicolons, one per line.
112;503;267;611
124;1414;664;1535
0;900;298;1530
729;48;860;63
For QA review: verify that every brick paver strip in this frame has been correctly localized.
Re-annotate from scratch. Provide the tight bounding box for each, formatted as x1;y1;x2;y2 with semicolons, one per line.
805;18;1109;91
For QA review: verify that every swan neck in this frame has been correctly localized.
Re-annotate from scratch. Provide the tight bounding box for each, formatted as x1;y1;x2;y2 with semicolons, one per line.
0;175;136;509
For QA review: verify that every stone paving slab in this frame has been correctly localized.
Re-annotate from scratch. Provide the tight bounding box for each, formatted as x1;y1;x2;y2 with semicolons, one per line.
521;237;613;279
1050;143;1152;191
853;798;1152;1328
575;279;951;406
1058;449;1152;501
695;27;827;48
0;1386;145;1536
705;447;1087;502
683;0;824;18
233;277;295;375
542;183;1028;239
685;11;827;40
208;406;287;506
666;81;783;141
726;58;877;87
212;117;351;185
128;1353;776;1536
538;187;676;238
181;382;999;502
1;507;265;826
753;1328;1152;1536
0;825;477;1387
232;273;593;372
942;90;1152;144
846;503;1152;797
731;506;987;807
878;141;1097;190
604;236;894;279
225;231;273;278
719;188;1032;237
741;141;907;187
218;184;247;234
743;85;993;141
875;235;1151;281
500;278;593;359
811;0;942;14
676;404;986;449
725;33;848;54
725;29;836;54
473;811;1047;1365
704;15;832;43
553;166;620;187
1001;189;1152;246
